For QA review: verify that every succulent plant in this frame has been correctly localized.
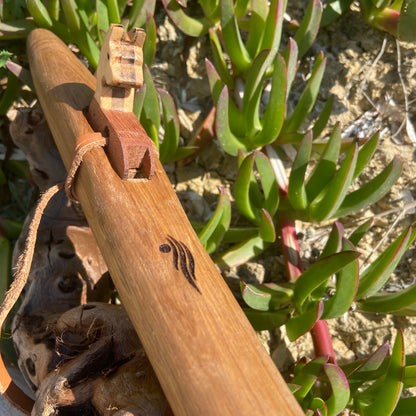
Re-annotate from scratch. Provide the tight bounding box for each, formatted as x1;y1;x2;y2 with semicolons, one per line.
1;0;416;414
323;0;416;41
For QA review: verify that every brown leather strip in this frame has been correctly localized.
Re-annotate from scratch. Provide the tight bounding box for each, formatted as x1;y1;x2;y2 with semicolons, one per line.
65;132;107;201
0;360;33;415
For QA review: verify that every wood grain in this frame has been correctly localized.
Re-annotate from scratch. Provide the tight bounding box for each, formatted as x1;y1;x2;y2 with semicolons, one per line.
88;97;157;180
27;28;304;416
94;24;145;112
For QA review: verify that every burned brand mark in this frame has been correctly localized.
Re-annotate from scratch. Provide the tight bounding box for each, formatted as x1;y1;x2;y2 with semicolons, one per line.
159;236;201;294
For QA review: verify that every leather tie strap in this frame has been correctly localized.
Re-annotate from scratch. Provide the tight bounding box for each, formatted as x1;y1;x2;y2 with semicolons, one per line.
65;132;107;201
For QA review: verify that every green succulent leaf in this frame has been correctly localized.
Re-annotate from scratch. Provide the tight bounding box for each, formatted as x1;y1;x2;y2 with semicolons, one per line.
310;398;328;415
320;222;344;258
206;58;224;103
0;20;36;39
306;123;341;202
234;152;259;223
312;135;368;154
27;0;53;28
216;86;248;155
357;224;416;299
243;49;270;134
0;73;19;115
198;186;231;254
398;0;416;41
243;308;291;331
60;0;99;67
286;300;323;341
309;140;358;221
294;0;322;58
161;0;212;36
206;59;244;136
369;0;390;9
0;218;23;240
234;0;250;18
259;209;276;242
260;0;285;61
96;0;110;44
220;0;252;72
253;151;280;216
241;282;293;311
393;396;416;415
310;221;344;301
348;218;374;246
246;0;269;57
45;0;60;20
292;356;328;401
140;65;160;147
208;29;234;87
321;0;353;26
288;132;312;211
281;37;299;100
335;156;403;218
282;52;326;135
403;365;416;388
359;331;404;416
216;235;269;269
322;238;359;319
344;341;390;379
143;12;157;67
222;227;258;243
61;0;80;32
312;97;334;140
128;0;156;28
357;282;416;315
199;0;220;21
353;131;379;179
252;53;287;147
323;364;350;416
133;84;146;117
106;0;121;23
158;88;179;163
293;251;360;311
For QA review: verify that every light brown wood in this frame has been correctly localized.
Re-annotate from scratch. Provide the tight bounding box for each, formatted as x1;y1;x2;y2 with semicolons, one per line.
94;24;145;112
27;28;304;416
88;97;157;180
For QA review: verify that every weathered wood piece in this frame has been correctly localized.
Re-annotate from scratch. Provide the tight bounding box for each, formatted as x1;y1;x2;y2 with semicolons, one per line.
31;303;169;415
27;28;304;416
4;108;109;414
94;24;145;112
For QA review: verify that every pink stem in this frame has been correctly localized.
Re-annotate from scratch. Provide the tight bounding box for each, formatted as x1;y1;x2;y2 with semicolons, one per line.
279;216;303;282
310;320;337;365
279;213;337;364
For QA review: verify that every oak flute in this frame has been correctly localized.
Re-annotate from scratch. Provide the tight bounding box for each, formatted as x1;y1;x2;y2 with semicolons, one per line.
26;28;304;416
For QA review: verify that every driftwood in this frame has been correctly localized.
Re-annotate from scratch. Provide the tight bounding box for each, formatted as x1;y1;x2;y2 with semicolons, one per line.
8;107;168;415
30;303;168;416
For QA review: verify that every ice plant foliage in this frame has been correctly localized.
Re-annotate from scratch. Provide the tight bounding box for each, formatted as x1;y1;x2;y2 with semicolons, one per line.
322;0;416;41
1;0;416;414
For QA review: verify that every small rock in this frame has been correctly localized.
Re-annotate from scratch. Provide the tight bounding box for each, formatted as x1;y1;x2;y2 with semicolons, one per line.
177;190;211;222
238;262;266;284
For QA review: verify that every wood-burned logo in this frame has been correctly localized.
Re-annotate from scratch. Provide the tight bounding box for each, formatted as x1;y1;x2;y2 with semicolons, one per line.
159;236;201;294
